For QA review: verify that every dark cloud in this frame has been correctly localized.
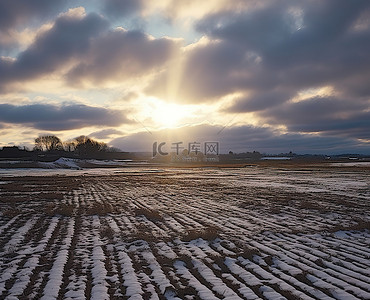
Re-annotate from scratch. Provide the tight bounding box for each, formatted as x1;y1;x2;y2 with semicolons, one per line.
0;0;68;30
260;96;370;139
0;10;109;91
147;0;370;119
103;0;144;19
0;103;129;131
111;124;366;154
228;90;294;112
89;128;125;139
197;0;370;69
66;29;180;86
18;12;108;75
193;0;370;103
0;9;180;91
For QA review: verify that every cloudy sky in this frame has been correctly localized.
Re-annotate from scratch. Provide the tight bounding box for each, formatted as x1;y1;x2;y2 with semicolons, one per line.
1;0;370;154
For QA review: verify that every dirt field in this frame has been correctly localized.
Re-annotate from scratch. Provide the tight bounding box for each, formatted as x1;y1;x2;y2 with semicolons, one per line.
0;166;369;299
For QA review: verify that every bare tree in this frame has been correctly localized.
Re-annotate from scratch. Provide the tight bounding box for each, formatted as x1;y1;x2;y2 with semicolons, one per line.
34;135;63;152
74;136;108;157
64;140;77;152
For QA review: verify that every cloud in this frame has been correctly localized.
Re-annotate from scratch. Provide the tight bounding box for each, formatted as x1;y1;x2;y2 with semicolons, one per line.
197;0;370;64
196;0;370;101
148;0;370;115
0;8;109;91
89;128;125;139
0;0;67;31
227;90;294;112
260;96;370;139
110;123;367;154
0;7;181;92
66;28;181;86
0;103;130;131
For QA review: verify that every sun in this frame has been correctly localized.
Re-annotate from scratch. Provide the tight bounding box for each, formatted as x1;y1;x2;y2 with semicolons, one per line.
136;97;197;129
150;100;191;128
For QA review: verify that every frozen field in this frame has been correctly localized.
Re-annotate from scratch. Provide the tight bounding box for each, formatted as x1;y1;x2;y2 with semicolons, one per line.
0;166;369;299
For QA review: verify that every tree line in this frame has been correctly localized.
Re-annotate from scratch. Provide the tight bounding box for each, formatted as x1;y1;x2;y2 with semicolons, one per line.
34;135;120;157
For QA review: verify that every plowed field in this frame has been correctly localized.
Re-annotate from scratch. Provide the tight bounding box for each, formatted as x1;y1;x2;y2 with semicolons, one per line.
0;167;369;299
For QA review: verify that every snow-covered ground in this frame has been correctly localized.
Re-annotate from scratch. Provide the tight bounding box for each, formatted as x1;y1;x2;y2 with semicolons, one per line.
0;166;369;299
330;162;370;167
